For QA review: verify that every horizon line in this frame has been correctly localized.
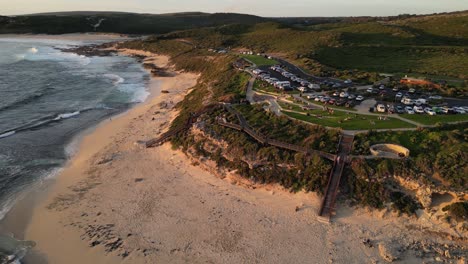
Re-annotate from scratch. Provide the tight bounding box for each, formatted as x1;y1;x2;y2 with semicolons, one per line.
3;9;468;18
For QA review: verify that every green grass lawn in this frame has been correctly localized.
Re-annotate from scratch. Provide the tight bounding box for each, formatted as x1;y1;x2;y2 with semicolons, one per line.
283;110;416;130
240;54;278;66
400;114;468;125
278;101;306;112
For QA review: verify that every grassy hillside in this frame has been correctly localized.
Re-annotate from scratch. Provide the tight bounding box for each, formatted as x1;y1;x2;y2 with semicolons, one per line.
0;12;266;34
2;11;466;85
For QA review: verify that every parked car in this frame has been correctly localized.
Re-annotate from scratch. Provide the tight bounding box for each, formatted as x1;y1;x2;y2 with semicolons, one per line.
429;95;443;100
396;105;405;114
346;101;355;108
413;106;424;114
356;95;364;101
340;92;349;98
405;106;415;114
366;87;374;93
379;85;385;90
396;92;403;98
315;96;324;102
409;88;416;93
441;106;451;114
376;104;386;113
454;107;466;114
332;91;340;97
401;98;414;105
424;107;436;115
306;94;318;100
320;96;330;103
415;98;427;106
297;86;308;92
392;87;399;92
348;94;356;100
336;99;346;106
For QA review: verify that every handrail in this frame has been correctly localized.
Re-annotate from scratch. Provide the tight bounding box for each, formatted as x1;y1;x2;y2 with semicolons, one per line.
318;157;338;216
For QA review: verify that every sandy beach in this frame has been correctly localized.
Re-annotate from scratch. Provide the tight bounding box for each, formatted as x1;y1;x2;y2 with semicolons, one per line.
9;49;464;264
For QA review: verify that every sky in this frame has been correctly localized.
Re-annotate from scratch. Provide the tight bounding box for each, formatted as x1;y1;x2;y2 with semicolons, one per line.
1;0;467;17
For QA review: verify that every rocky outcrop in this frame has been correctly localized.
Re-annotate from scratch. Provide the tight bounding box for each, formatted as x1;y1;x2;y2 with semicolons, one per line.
378;242;401;262
416;187;432;208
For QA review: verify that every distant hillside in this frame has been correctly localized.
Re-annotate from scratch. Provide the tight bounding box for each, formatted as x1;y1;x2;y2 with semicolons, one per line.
0;12;267;34
139;11;467;85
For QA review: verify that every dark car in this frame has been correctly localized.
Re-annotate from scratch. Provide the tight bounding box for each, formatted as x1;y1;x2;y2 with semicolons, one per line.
345;100;355;108
336;99;346;106
328;99;336;105
396;105;405;114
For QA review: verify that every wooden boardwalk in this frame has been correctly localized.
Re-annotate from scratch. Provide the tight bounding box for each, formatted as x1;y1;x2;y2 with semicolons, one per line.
146;103;354;222
218;105;336;161
317;134;354;223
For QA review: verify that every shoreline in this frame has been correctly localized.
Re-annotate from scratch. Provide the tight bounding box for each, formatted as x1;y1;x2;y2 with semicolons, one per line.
5;45;465;263
0;46;166;262
20;49;200;263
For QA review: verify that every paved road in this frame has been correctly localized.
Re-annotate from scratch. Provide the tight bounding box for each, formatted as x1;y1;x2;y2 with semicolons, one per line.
273;57;341;84
245;72;256;104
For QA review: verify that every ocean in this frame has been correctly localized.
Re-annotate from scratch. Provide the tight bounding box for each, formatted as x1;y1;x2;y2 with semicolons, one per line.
0;36;150;263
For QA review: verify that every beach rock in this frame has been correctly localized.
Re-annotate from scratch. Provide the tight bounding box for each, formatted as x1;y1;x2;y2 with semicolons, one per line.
444;250;451;258
378;242;401;262
416;188;432;208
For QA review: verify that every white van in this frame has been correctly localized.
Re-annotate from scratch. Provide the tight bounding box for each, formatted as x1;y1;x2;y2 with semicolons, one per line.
376;104;386;113
401;98;414;105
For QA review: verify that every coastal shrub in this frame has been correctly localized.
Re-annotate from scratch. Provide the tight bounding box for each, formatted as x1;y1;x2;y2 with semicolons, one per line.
442;202;468;221
390;191;420;216
352;123;468;191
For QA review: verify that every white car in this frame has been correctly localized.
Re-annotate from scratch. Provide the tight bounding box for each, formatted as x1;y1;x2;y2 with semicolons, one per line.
356;95;364;101
315;96;323;102
340;92;349;98
396;92;403;98
424;108;436;115
366;88;374;93
405;106;415;114
348;94;356;100
409;88;416;93
454;107;466;114
306;94;318;100
413;106;424;114
297;86;308;92
429;95;442;100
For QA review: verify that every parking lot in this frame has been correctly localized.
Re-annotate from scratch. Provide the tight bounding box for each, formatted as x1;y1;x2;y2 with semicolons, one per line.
251;63;468;121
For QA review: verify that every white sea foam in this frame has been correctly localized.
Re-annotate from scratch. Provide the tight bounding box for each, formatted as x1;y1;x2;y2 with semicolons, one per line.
117;83;150;103
104;73;125;85
0;131;15;139
0;197;15;221
28;47;38;54
53;111;80;120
